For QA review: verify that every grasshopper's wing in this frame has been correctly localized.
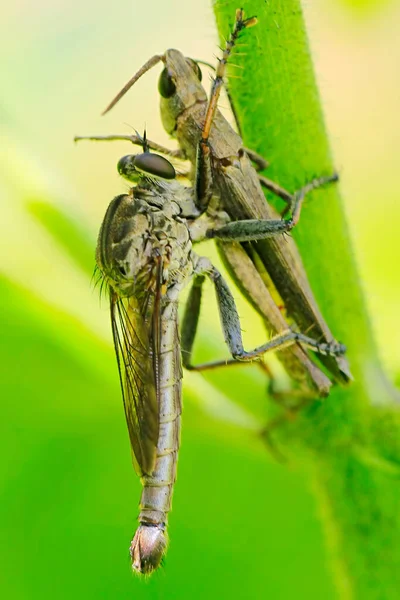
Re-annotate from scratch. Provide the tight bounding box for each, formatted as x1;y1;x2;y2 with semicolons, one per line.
110;290;160;477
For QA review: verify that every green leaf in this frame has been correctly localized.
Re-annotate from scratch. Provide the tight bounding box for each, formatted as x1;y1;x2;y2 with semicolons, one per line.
27;200;95;277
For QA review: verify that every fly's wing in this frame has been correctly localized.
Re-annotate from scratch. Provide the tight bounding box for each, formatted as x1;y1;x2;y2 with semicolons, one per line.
110;289;160;477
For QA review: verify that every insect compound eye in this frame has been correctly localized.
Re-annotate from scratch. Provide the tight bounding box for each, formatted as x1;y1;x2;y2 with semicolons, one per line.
117;155;141;182
185;58;202;81
133;153;176;180
158;68;176;98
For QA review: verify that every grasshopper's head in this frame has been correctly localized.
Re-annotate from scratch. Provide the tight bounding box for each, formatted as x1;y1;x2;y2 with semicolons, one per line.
158;49;207;135
102;50;207;137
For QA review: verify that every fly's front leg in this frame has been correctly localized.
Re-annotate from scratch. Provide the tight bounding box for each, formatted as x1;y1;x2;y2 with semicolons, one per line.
207;172;340;241
207;216;293;241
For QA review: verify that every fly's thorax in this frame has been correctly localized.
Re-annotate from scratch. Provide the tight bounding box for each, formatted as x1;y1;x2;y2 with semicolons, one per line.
159;49;207;135
96;185;194;297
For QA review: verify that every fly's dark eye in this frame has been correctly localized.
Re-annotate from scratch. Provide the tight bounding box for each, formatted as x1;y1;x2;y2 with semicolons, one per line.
186;58;202;81
158;68;176;98
117;155;140;182
133;153;176;180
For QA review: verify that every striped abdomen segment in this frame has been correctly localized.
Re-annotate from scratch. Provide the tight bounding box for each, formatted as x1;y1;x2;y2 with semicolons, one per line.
130;300;182;574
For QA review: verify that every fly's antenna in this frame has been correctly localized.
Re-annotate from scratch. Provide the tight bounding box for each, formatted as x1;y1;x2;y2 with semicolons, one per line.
142;129;150;153
133;128;150;153
102;54;164;115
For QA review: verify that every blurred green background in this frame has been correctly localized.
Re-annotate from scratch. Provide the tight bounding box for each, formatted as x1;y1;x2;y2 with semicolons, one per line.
1;0;399;598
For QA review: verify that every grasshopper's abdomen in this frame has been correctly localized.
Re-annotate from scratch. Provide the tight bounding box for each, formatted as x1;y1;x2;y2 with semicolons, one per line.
130;300;182;574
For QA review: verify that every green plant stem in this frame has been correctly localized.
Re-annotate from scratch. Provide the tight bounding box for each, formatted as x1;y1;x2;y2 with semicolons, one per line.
214;1;400;598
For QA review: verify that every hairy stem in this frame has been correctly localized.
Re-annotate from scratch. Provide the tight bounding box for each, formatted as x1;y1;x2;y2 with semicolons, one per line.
214;1;400;598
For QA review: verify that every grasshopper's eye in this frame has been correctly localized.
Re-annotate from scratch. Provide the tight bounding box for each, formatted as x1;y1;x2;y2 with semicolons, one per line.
186;58;202;81
158;68;176;98
118;153;176;181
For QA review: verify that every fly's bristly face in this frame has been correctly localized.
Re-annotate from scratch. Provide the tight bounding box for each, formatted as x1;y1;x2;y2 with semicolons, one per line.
159;50;206;134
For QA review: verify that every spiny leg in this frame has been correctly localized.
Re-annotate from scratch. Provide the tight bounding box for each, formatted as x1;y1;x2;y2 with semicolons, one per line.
206;173;340;241
202;9;257;146
200;13;338;215
195;57;269;171
182;258;346;372
192;10;257;213
181;272;253;371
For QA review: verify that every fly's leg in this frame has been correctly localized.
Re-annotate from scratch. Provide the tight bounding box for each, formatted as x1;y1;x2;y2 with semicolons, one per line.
182;258;346;372
208;265;345;361
181;272;249;371
207;217;294;241
74;134;186;160
206;172;339;241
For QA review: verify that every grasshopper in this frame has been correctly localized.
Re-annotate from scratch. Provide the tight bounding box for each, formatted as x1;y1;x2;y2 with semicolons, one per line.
96;136;346;573
76;9;351;400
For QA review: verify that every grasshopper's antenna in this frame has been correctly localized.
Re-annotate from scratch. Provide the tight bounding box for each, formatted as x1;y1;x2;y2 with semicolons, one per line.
102;54;163;115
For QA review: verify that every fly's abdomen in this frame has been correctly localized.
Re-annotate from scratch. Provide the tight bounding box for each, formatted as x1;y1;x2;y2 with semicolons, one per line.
130;301;182;574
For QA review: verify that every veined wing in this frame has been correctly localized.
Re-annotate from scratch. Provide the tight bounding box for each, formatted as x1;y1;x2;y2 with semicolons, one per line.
110;287;160;477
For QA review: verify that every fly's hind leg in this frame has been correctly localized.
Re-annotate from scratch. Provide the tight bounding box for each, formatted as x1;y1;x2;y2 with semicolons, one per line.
181;257;346;373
